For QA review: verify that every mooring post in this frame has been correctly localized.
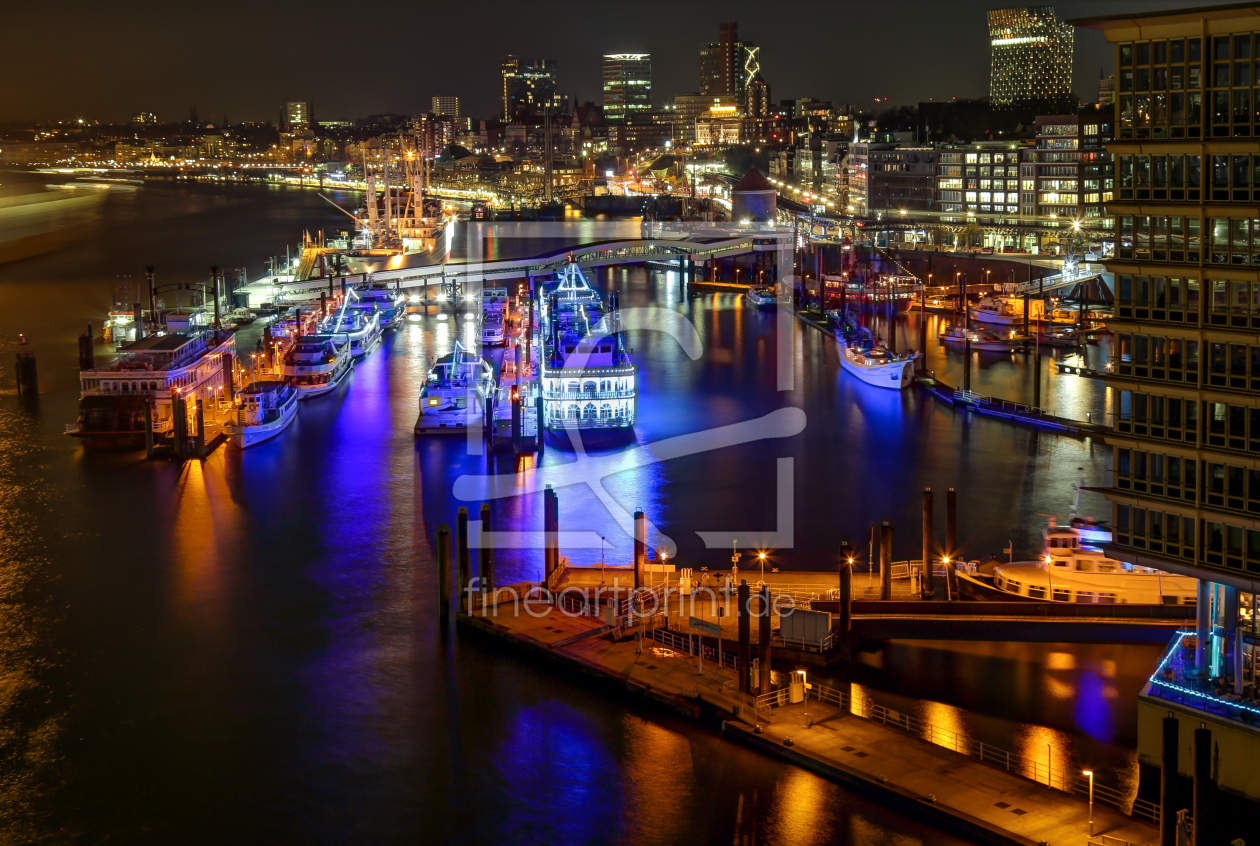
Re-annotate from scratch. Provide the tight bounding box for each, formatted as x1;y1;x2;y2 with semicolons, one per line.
544;485;558;586
737;580;751;694
144;401;155;459
193;398;206;458
838;548;852;636
633;509;646;590
1193;725;1213;846
1160;714;1180;846
457;506;470;613
479;502;494;600
922;488;935;597
14;334;37;397
78;324;94;370
758;585;772;695
879;520;894;601
437;524;452;621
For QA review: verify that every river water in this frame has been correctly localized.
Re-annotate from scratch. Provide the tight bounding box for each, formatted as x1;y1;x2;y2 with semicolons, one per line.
0;173;1153;843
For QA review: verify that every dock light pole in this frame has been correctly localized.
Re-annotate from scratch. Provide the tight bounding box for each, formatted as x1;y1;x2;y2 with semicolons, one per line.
758;552;766;585
1084;770;1094;836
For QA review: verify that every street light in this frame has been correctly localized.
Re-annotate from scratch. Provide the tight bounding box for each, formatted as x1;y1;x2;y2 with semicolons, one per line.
1083;770;1094;836
758;551;767;583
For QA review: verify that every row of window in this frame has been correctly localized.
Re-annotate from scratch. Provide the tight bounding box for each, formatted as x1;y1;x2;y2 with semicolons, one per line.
1116;332;1260;390
1116;393;1200;443
1116;216;1202;263
1114;505;1198;564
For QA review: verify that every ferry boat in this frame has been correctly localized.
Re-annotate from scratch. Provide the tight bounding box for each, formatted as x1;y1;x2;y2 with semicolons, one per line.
539;260;637;430
414;340;497;435
973;295;1044;325
66;330;235;448
281;336;354;399
988;516;1197;605
319;297;382;358
939;324;1027;352
908;294;951;313
223;380;298;448
745;286;776;308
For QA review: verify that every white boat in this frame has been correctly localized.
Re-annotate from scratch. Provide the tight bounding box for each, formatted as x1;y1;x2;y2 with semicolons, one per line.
482;287;508;346
973;295;1042;325
836;331;917;389
908;294;951;313
223;380;298;448
939;324;1026;352
319;296;382;358
414;340;497;435
745;286;776;308
354;282;407;329
281;336;354;399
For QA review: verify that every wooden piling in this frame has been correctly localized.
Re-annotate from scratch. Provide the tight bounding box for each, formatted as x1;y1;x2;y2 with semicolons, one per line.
879;521;893;601
737;580;751;694
633;510;646;589
144;401;154;459
922;488;934;596
78;325;94;370
1193;726;1213;846
946;488;958;596
1160;715;1180;846
479;502;494;598
437;524;452;621
758;585;772;695
457;507;470;612
193;399;205;458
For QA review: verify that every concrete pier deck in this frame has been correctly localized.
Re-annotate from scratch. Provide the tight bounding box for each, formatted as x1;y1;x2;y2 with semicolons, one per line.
459;602;1158;846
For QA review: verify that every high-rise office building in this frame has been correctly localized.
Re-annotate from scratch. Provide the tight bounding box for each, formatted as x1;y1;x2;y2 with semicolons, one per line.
699;22;757;108
602;54;651;124
431;96;460;118
988;6;1073;104
1068;5;1260;834
500;57;561;119
286;101;310;131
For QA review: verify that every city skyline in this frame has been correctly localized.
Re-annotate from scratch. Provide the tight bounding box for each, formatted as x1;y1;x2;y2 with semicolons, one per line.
1;0;1217;124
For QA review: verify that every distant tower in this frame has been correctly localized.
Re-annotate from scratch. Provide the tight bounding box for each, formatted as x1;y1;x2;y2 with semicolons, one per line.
189;105;199;126
987;6;1073;105
699;22;756;108
431;96;461;118
285;102;310;131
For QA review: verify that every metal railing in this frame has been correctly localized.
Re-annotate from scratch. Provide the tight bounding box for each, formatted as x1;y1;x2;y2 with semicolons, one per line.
756;682;1163;827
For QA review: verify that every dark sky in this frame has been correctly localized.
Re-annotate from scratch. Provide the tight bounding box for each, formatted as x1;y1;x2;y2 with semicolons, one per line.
3;0;1222;124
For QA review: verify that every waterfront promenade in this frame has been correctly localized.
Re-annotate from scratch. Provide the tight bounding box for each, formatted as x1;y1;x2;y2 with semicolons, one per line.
459;602;1158;846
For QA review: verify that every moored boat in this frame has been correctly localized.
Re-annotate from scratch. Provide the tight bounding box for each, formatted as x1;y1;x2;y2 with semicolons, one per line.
939;324;1027;352
745;285;776;308
414;340;497;435
319;298;382;358
223;380;298;448
280;336;354;399
835;327;916;389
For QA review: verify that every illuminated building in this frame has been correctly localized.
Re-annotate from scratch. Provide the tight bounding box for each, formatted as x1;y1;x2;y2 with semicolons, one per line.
699;21;756;107
602;54;651;125
1069;4;1260;830
431;96;460;119
500;57;561;119
675;93;735;144
848;140;938;215
285;101;310;131
988;6;1073;105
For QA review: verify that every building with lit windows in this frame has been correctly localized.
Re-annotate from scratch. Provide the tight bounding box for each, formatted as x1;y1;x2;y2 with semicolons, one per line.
500;57;561;120
699;22;757;107
431;96;460;119
285;102;310;131
675;93;736;144
848;141;938;216
1069;5;1260;832
602;54;651;125
988;6;1073;105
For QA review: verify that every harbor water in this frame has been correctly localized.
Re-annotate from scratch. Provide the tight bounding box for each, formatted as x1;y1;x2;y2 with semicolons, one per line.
0;174;1149;843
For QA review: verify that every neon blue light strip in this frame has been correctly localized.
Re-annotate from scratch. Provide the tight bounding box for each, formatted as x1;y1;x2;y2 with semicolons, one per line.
1148;630;1260;717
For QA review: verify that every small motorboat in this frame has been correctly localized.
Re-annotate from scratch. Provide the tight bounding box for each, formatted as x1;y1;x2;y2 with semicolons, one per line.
223;380;299;448
745;286;776;308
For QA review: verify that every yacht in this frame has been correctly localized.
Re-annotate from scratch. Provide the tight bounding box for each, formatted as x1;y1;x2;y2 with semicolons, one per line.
538;260;637;430
939;324;1027;352
835;326;916;389
281;336;354;399
223;380;298;448
319;297;382;358
482;287;508;346
745;285;776;308
353;281;407;330
973;295;1043;325
414;340;497;435
908;294;951;313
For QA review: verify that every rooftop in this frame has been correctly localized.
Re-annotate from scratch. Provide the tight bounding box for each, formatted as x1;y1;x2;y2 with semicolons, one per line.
121;333;194;352
1067;2;1260;29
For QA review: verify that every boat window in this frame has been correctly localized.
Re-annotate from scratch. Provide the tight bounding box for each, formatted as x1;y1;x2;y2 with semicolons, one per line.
1028;585;1047;599
1078;591;1095;602
1097;593;1117;604
1053;588;1072;602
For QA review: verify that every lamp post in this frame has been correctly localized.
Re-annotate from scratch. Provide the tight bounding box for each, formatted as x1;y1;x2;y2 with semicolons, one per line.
1083;770;1094;836
758;552;767;584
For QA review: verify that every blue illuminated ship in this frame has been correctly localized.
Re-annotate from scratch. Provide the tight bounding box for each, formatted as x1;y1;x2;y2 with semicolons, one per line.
538;260;636;429
319;289;382;358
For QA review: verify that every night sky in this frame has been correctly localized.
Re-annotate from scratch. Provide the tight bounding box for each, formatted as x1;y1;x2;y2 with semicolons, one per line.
3;0;1223;123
